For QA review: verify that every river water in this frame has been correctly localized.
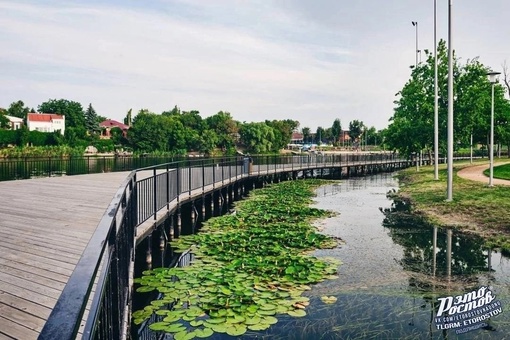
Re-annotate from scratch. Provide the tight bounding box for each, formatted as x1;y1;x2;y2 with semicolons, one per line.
145;173;510;339
236;172;510;339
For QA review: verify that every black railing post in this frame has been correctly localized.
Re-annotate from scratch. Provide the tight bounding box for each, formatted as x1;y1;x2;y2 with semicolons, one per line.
188;159;192;196
176;162;180;204
153;167;157;220
166;164;170;211
202;160;205;194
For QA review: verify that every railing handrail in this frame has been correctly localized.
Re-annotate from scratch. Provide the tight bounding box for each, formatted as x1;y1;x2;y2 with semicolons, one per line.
38;153;410;340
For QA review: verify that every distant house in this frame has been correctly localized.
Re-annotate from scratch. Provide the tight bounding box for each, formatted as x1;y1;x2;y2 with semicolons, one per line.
99;119;129;139
4;115;23;130
27;113;65;135
291;132;304;144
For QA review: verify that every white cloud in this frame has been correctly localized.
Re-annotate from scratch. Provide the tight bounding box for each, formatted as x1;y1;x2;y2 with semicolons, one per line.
0;0;508;131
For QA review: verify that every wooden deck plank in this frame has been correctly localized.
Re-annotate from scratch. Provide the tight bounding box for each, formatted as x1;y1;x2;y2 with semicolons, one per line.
0;172;130;339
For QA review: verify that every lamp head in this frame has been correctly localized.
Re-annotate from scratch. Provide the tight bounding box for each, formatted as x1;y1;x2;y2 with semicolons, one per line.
487;71;501;84
412;21;417;26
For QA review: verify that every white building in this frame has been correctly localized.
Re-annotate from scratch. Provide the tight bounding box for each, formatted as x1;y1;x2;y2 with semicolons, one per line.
4;115;23;130
27;113;65;135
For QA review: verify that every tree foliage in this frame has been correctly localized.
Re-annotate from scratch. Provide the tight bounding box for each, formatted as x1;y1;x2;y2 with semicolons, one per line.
7;100;30;121
386;40;510;156
38;99;85;129
85;103;99;134
239;122;276;154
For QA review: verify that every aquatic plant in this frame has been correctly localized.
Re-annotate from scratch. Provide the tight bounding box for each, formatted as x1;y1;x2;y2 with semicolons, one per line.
132;179;340;338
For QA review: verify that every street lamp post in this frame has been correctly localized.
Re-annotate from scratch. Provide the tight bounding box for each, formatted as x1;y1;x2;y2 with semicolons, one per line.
412;21;419;67
446;0;454;201
433;0;439;180
487;70;501;187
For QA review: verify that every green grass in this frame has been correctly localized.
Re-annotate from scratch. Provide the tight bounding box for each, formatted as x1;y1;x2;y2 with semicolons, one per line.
396;160;510;254
483;163;510;180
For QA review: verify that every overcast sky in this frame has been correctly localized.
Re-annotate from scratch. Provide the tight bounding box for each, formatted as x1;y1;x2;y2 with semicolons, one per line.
1;0;509;131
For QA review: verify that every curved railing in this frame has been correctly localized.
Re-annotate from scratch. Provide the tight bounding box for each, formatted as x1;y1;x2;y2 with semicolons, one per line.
38;153;409;340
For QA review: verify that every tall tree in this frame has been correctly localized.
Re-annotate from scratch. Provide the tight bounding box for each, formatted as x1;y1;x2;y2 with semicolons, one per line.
38;99;85;129
204;111;238;152
265;119;299;150
239;122;276;154
387;39;510;156
301;127;311;144
124;109;133;126
315;126;325;144
84;103;99;134
331;119;342;145
348;120;365;142
7;100;30;121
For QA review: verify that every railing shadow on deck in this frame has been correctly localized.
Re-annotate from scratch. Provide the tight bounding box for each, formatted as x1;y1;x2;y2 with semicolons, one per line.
38;153;409;340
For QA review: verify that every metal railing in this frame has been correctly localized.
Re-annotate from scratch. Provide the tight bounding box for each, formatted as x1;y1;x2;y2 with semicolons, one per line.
38;153;409;340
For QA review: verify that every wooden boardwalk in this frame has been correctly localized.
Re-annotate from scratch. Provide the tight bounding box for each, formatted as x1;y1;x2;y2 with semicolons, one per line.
0;172;130;340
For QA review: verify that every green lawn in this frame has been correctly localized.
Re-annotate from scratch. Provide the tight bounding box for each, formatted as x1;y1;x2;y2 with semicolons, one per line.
396;160;510;254
483;163;510;180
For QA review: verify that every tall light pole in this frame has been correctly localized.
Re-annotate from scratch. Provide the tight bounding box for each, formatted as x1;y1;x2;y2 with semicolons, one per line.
433;0;439;180
446;0;454;201
412;21;419;67
487;71;501;187
412;21;420;171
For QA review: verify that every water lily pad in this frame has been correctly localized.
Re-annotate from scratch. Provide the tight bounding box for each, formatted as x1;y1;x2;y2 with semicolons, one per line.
148;322;170;331
193;327;214;338
247;323;271;331
226;324;247;337
204;317;225;324
321;296;338;304
163;314;181;323
262;316;278;325
258;303;277;311
287;309;307;317
244;316;262;325
174;330;195;340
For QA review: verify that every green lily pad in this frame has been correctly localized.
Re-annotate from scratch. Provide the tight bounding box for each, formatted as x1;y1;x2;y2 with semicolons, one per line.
244;316;262;325
148;322;170;331
247;323;271;331
288;309;307;317
174;330;195;340
226;324;247;337
194;327;214;338
321;295;338;304
189;320;204;327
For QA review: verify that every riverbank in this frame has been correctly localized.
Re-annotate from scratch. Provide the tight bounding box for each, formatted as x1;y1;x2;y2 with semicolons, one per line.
395;159;510;253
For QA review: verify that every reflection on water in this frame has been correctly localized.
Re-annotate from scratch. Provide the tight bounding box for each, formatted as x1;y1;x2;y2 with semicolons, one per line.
135;173;510;339
306;173;510;339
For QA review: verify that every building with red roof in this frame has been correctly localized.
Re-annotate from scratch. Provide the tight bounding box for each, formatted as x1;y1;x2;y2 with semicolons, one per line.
99;119;130;139
27;113;65;135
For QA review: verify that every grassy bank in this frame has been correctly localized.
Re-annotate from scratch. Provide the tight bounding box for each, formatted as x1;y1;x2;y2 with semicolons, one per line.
396;160;510;253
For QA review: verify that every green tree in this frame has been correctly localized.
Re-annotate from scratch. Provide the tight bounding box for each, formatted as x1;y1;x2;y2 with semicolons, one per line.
84;103;99;134
38;99;85;129
7;100;30;121
265;119;299;151
315;126;325;144
331;118;342;145
0;110;9;129
124;109;133;126
348;120;365;142
204;111;238;152
301;127;311;144
387;39;510;156
239;122;276;154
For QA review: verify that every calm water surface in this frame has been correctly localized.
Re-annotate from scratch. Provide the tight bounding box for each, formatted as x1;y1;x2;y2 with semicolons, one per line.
241;173;510;339
150;173;510;339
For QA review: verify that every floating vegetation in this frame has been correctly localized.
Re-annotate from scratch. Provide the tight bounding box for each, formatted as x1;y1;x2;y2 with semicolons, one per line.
132;179;341;338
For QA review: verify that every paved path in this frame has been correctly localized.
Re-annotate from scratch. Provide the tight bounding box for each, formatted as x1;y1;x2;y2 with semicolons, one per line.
0;172;129;340
457;162;510;186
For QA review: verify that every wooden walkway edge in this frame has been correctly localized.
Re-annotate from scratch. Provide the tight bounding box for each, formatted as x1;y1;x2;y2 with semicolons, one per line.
0;172;130;340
